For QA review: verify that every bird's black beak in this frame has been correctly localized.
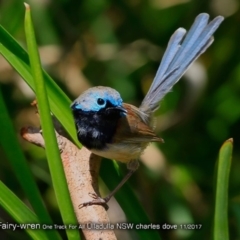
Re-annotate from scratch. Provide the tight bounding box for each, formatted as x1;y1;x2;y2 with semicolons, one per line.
106;106;127;115
70;102;77;110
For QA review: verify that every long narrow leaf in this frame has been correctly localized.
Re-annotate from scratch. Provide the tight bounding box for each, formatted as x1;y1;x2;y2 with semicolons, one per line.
213;138;233;240
0;86;61;240
0;181;48;240
0;24;79;147
24;4;80;240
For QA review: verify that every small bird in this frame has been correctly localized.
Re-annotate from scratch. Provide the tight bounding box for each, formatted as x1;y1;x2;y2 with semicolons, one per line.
71;13;223;207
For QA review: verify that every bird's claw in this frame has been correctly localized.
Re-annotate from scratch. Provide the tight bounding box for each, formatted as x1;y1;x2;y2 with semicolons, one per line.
78;192;109;211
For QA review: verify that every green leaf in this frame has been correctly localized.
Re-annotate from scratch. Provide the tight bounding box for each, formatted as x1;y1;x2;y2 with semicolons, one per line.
0;86;61;240
0;181;49;240
213;138;233;240
0;20;80;148
24;4;80;240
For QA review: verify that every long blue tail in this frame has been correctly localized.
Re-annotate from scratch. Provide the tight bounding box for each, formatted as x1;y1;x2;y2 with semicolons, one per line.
140;13;224;115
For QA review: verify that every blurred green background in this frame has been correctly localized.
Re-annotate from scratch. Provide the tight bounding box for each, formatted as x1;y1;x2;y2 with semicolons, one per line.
0;0;239;239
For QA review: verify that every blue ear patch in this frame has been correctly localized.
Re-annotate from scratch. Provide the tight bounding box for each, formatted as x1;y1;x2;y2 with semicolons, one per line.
71;102;82;110
74;104;82;109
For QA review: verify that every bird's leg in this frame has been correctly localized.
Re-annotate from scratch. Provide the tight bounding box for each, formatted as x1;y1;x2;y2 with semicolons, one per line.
103;160;139;203
79;160;139;210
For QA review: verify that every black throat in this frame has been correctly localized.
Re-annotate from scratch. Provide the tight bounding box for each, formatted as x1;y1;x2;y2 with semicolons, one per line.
72;106;123;150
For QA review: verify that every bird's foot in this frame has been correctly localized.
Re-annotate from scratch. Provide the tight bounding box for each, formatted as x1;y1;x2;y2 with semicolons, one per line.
79;193;109;211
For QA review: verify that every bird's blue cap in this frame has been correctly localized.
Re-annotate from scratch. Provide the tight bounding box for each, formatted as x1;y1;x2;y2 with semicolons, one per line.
71;86;124;112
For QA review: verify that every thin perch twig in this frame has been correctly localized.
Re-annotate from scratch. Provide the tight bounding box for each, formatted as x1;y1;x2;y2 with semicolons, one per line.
21;126;117;240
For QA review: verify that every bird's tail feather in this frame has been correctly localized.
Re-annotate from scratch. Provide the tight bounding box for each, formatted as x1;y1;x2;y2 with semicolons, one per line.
140;13;224;114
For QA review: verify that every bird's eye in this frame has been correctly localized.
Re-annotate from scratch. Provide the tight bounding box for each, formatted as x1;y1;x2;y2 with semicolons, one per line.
97;98;105;105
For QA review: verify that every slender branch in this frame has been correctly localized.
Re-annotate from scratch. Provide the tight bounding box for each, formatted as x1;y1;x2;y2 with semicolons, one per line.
21;126;117;240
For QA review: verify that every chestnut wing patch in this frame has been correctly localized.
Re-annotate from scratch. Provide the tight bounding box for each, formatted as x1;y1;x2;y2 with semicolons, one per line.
112;103;163;144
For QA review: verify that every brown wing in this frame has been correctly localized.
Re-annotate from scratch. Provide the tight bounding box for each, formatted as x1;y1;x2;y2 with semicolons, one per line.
112;103;163;144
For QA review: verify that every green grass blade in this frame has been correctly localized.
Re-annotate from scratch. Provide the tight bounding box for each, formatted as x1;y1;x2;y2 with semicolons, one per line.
24;4;80;240
0;181;49;240
213;138;233;240
0;86;61;240
0;24;80;147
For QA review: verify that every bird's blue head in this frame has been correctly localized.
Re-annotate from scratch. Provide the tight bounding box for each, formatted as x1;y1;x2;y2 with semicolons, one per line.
71;86;127;116
71;86;127;150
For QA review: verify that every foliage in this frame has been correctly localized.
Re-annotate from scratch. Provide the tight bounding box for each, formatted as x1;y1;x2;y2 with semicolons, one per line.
0;0;239;239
